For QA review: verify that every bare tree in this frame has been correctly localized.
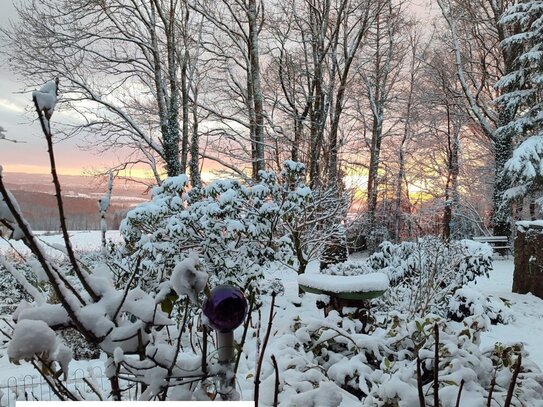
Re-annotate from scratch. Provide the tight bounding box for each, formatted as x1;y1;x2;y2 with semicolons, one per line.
2;0;205;178
392;23;427;241
436;0;520;237
191;0;266;180
356;0;408;249
422;49;465;240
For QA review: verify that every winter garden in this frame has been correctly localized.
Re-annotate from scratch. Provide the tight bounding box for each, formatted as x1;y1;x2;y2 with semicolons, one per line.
2;0;543;406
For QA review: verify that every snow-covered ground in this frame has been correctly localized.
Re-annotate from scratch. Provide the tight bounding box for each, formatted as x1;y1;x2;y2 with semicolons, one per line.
269;256;543;371
0;231;121;258
1;236;543;403
478;259;543;369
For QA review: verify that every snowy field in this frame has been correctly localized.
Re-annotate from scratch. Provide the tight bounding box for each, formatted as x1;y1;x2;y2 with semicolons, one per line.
0;231;122;259
1;232;543;404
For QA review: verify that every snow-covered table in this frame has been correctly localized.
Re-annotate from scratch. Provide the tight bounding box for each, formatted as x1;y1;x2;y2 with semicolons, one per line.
298;272;389;319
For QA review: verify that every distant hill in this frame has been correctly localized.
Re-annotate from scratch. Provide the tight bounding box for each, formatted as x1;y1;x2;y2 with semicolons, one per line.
3;172;150;231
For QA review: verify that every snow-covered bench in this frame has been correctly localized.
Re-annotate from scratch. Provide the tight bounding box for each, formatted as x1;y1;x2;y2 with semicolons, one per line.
298;272;389;318
472;236;512;256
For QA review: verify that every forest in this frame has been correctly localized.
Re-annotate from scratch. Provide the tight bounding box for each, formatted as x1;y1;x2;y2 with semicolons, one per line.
1;0;541;243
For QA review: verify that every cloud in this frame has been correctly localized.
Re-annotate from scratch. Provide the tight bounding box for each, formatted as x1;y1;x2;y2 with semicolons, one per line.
0;98;25;113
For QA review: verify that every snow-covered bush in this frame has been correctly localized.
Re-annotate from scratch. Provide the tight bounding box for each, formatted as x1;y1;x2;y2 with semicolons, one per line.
254;293;543;406
120;161;340;293
363;237;493;316
0;101;223;401
0;258;35;309
447;287;514;325
251;292;543;407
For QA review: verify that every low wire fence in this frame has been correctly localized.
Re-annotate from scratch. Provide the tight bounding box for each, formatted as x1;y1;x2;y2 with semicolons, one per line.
0;366;137;407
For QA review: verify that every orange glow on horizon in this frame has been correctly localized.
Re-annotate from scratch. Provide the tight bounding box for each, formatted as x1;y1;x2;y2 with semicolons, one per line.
2;163;221;184
2;164;86;176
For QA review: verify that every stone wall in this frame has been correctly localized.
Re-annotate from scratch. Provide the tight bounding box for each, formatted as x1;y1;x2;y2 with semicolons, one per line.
513;221;543;299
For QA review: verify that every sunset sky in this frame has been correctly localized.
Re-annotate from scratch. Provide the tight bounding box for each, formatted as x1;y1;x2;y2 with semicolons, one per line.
0;2;128;176
0;0;436;179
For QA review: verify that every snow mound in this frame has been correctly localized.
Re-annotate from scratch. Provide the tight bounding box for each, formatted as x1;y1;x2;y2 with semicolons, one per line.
170;252;208;302
298;272;389;293
8;319;55;361
32;79;59;120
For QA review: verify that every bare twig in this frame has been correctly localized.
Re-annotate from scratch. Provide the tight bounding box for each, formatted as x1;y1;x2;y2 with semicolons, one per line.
234;291;255;374
487;375;496;407
416;354;425;407
0;173;98;342
271;354;280;407
32;94;99;302
455;379;464;407
254;292;277;406
504;354;522;407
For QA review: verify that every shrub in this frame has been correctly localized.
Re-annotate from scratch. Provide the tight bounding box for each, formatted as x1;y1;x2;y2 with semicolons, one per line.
364;237;493;316
264;301;543;406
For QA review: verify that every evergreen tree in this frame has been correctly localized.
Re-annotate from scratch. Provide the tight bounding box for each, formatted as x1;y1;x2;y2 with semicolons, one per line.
496;0;543;215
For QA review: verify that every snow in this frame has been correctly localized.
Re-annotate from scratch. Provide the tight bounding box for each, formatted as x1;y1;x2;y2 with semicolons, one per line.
7;319;58;363
32;79;58;118
298;272;389;293
169;252;208;303
0;230;122;258
2;231;543;404
0;256;45;304
517;219;543;229
16;303;69;328
478;260;543;369
0;187;25;240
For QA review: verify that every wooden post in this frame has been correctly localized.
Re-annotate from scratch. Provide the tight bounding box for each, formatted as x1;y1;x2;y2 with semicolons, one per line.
512;222;543;299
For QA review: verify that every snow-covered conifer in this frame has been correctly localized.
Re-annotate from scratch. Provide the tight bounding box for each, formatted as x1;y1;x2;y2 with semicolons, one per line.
496;1;543;211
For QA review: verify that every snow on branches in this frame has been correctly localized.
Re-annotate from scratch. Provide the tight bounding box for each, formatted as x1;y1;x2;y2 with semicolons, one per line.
496;1;543;209
32;79;59;121
120;161;341;293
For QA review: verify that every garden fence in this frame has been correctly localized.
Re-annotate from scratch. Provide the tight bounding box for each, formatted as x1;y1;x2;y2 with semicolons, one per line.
0;366;137;407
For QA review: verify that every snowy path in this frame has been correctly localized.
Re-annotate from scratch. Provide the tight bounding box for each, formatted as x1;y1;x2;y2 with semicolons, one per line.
477;259;543;370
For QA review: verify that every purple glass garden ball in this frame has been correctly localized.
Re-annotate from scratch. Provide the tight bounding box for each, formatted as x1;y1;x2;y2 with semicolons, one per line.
203;285;248;332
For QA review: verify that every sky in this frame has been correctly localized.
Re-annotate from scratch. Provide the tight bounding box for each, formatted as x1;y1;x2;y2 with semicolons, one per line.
0;1;125;176
0;0;437;178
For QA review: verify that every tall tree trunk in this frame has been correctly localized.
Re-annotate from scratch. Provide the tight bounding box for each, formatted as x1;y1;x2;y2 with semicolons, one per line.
492;130;513;236
151;1;180;177
180;50;190;173
189;86;201;187
248;0;265;179
367;114;383;250
394;139;406;242
308;0;329;188
443;109;460;241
